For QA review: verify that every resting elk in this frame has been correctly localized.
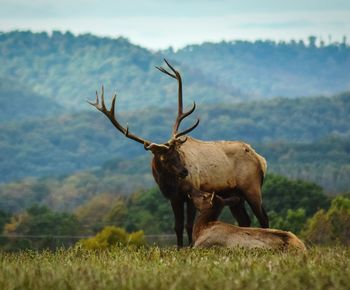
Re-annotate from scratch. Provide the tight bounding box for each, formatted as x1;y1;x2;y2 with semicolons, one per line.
88;59;269;247
189;187;306;251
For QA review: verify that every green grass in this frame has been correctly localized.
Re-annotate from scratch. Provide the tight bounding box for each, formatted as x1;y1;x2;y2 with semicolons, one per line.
0;246;349;290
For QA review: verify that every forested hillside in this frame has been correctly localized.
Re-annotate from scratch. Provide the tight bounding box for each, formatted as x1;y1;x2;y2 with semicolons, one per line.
0;78;62;121
169;38;350;98
0;30;350;227
1;31;350;251
0;31;241;110
1;31;349;112
0;92;349;192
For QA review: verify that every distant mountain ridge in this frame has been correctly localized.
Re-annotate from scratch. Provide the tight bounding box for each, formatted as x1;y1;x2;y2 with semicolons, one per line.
0;78;63;122
1;30;349;197
0;92;349;188
0;31;241;112
1;31;349;113
168;39;350;98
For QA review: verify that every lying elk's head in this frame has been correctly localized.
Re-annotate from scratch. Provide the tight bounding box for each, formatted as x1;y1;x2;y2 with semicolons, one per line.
88;59;199;179
189;189;241;212
189;188;215;211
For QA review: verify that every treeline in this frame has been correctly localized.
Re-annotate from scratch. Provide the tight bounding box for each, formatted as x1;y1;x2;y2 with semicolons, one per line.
256;134;350;193
1;132;350;216
1;174;349;251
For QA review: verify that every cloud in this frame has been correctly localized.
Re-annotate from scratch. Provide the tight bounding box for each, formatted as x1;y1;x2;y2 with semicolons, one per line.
238;21;313;30
0;1;349;49
1;0;350;18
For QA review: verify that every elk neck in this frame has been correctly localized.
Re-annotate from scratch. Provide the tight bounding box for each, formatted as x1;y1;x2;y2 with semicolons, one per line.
193;197;225;240
151;157;179;199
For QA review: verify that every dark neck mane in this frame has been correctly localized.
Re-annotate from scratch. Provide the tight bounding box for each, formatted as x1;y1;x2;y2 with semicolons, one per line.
152;158;179;199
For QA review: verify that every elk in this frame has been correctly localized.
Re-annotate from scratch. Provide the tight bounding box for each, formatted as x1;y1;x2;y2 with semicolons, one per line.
88;59;268;247
189;187;306;251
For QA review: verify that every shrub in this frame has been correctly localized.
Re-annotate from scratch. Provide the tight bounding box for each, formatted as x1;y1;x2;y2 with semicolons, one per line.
302;196;350;245
269;208;306;234
79;226;146;249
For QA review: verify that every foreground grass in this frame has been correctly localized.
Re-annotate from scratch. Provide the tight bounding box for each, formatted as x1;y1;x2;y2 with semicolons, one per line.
0;246;349;290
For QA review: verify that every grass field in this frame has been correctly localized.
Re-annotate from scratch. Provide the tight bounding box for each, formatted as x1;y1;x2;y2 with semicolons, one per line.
0;246;349;290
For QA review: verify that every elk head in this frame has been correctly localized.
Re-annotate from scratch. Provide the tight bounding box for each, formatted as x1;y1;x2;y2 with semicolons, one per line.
88;59;199;179
189;189;241;212
190;188;215;211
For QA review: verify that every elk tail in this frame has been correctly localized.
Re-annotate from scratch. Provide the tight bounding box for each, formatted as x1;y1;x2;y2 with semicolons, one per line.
258;155;267;186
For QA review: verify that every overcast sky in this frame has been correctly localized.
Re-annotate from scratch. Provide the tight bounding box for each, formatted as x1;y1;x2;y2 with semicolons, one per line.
1;0;349;49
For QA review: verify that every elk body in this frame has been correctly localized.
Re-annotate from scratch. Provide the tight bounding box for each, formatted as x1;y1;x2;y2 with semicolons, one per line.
177;136;268;226
190;188;306;251
89;59;268;247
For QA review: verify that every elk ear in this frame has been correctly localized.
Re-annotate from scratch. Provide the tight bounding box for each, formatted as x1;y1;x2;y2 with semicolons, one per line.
215;194;225;205
209;192;215;206
176;136;188;144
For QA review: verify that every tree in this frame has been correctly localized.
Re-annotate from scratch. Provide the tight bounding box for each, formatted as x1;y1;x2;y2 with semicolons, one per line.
75;194;127;233
0;210;10;233
302;196;350;245
124;188;173;234
262;174;329;217
3;205;81;250
268;208;306;234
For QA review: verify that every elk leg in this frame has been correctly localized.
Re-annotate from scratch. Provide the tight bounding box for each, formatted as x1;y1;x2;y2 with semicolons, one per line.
245;190;269;228
185;199;196;246
171;199;185;248
229;200;251;227
261;204;269;226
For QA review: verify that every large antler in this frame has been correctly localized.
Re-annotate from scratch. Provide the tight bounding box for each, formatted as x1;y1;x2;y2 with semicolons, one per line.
156;59;200;139
88;86;151;147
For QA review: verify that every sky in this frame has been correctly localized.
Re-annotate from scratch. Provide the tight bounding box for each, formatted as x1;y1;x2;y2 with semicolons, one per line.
1;0;350;49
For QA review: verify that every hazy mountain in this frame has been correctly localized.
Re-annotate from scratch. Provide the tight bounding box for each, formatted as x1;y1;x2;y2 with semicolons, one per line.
0;92;349;186
1;30;349;202
1;31;349;113
0;78;63;122
168;39;350;98
0;31;241;111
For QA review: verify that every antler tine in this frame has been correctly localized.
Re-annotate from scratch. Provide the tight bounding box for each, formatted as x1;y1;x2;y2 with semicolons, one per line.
175;118;200;139
156;59;199;138
155;66;176;79
88;87;151;147
87;90;100;107
110;92;116;117
173;102;196;133
164;58;178;75
100;85;107;110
